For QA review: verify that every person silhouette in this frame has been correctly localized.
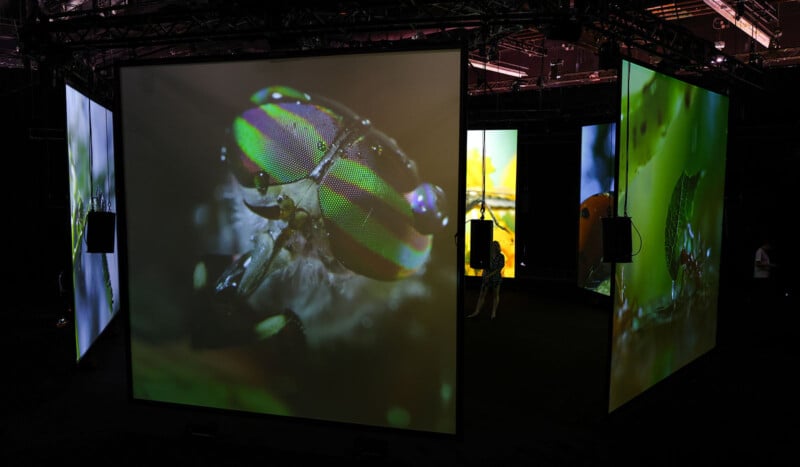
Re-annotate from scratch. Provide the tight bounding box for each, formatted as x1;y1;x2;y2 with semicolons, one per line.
468;240;505;320
56;269;73;328
753;239;778;305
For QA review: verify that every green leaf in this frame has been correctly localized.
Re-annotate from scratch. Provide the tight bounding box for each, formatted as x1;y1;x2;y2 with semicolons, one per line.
622;65;692;174
664;171;701;280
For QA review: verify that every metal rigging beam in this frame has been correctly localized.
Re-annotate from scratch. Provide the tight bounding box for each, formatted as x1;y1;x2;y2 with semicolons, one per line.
582;2;764;89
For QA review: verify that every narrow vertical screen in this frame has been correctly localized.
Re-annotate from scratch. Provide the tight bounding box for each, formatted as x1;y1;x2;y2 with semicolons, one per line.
609;60;728;411
119;49;462;434
464;129;517;278
578;123;616;295
65;84;121;361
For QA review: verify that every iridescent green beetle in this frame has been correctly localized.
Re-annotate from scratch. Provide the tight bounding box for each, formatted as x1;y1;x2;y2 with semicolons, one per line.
219;86;447;296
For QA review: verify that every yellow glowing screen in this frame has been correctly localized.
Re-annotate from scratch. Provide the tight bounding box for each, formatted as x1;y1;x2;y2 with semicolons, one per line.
465;129;517;278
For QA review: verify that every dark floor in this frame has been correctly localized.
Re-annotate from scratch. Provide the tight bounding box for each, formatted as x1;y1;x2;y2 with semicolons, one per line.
2;280;797;466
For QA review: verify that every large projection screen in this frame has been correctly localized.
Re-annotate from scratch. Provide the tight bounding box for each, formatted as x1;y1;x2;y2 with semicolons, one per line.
609;59;729;412
66;83;121;362
118;48;462;434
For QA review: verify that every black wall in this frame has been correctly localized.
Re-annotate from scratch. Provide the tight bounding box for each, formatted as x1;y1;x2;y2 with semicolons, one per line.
2;67;70;312
722;67;799;301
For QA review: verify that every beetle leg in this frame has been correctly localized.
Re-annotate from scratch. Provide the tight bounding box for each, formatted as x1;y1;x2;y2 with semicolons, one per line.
237;230;276;297
215;252;250;296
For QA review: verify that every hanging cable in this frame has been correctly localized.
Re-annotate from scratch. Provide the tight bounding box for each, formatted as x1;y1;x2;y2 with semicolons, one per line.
480;26;489;222
623;59;631;218
104;106;110;213
480;128;486;221
88;98;95;212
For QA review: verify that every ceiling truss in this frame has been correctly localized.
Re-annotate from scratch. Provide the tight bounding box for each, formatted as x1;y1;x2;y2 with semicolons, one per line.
4;0;793;99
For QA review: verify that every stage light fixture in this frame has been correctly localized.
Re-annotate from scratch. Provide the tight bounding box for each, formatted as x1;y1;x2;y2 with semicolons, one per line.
703;0;774;48
468;58;528;78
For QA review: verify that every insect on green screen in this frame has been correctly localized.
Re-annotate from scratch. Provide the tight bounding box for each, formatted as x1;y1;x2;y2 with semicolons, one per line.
608;59;729;412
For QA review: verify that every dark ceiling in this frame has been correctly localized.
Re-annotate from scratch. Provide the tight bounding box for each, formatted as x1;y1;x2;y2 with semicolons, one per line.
1;0;799;99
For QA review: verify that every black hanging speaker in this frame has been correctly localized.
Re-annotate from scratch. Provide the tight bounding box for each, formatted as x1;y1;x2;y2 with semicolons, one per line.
469;219;493;269
602;216;632;263
86;211;116;253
